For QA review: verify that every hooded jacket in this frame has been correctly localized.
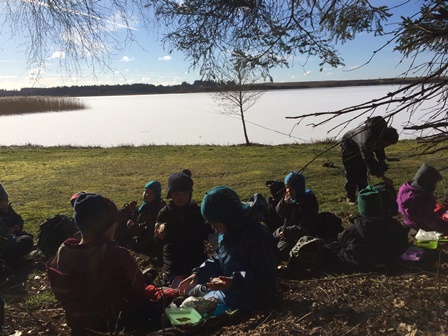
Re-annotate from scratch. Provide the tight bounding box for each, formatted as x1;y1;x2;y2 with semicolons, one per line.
336;214;408;269
275;189;319;242
193;193;277;312
341;116;389;178
397;182;447;233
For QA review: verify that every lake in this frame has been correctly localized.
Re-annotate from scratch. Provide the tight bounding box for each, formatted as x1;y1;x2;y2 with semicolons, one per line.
0;86;429;146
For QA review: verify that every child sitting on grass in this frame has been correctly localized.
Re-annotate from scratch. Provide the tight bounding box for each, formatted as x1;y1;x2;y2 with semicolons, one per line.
115;180;166;258
326;185;408;272
0;183;34;267
46;193;161;335
177;186;277;313
155;170;213;284
397;163;448;234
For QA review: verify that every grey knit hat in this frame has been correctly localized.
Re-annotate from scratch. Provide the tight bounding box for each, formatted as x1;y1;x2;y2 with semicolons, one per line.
412;163;443;192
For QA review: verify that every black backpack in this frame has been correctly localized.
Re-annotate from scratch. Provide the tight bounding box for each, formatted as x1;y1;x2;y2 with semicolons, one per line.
37;214;78;260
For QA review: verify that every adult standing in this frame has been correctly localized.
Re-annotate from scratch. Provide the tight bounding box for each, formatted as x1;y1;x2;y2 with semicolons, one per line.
340;116;399;205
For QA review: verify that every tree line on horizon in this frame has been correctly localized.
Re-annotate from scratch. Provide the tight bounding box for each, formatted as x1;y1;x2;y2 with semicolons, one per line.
0;77;423;98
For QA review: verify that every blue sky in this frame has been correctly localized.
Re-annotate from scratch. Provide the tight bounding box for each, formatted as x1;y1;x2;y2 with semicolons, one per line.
0;1;425;90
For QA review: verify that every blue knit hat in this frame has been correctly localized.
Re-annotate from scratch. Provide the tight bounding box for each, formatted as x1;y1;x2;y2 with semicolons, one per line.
73;193;118;238
284;171;306;197
201;186;248;227
357;186;384;217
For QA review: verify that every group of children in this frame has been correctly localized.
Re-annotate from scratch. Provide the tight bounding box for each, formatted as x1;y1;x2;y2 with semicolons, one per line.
0;157;446;334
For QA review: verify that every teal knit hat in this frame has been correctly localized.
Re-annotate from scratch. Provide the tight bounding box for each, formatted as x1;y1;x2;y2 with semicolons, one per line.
144;180;162;201
284;171;306;197
201;186;248;227
357;185;384;217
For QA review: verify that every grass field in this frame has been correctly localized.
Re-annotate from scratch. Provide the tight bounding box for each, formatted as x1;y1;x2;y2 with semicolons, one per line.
1;141;448;335
0;140;446;236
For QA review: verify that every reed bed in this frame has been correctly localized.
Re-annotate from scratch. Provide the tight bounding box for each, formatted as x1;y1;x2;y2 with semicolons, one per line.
0;96;88;116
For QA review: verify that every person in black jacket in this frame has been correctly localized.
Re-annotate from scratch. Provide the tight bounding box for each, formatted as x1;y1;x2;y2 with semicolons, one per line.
340;116;399;205
0;183;34;267
327;185;408;273
116;180;166;258
154;170;213;283
273;171;319;261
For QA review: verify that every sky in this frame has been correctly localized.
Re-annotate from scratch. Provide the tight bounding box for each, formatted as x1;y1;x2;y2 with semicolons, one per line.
0;1;427;90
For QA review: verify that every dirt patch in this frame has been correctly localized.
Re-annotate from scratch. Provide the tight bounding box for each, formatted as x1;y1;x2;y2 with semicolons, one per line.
2;248;448;335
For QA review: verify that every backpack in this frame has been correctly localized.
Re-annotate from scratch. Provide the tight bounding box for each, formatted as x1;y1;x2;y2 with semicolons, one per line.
287;236;325;273
314;212;344;243
37;214;78;260
372;183;398;216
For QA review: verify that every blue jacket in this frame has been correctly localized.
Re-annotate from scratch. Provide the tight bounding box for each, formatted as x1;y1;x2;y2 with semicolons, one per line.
193;194;277;312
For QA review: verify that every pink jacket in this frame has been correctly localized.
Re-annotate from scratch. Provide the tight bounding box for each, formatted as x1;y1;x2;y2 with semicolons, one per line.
397;181;448;234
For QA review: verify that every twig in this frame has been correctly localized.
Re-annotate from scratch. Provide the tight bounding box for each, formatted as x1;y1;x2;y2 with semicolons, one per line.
342;323;361;335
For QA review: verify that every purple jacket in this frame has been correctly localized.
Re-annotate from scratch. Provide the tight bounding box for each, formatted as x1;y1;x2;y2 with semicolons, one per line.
397;181;448;233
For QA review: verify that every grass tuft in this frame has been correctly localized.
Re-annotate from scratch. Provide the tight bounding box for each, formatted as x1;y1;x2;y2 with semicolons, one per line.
0;96;88;116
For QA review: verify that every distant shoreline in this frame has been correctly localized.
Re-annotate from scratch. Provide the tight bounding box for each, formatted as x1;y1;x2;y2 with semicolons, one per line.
0;77;428;98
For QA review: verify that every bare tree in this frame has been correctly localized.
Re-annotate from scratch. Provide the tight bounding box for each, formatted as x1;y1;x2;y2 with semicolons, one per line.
0;0;152;79
286;1;448;156
147;0;446;154
210;59;266;145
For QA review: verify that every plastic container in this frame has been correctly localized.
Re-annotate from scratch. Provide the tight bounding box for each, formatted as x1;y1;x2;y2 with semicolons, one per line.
165;307;203;329
416;240;438;249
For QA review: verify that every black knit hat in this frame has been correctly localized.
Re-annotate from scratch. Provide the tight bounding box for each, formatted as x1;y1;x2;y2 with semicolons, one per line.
73;193;118;238
166;172;194;199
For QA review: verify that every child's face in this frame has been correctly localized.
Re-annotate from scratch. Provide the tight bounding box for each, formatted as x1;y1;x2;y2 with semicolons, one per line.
285;186;296;200
211;222;227;234
142;188;155;203
171;191;190;207
0;200;8;210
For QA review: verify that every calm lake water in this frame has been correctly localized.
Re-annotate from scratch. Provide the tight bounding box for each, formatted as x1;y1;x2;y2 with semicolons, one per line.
0;86;429;146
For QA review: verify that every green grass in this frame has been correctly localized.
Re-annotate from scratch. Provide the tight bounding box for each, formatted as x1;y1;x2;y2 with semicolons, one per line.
0;140;446;237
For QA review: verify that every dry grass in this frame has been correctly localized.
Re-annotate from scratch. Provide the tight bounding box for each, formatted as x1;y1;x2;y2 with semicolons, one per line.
0;96;88;116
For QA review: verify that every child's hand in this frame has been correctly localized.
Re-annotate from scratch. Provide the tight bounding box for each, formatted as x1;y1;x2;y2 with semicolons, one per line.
207;276;232;290
155;223;166;239
129;200;138;212
178;274;198;295
126;220;134;229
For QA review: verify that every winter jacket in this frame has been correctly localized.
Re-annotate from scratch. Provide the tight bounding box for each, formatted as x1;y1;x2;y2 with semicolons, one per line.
0;203;25;232
341;116;388;178
46;238;147;332
128;200;166;256
397;181;448;233
335;214;408;270
275;189;319;243
155;201;213;282
193;195;277;312
0;204;33;265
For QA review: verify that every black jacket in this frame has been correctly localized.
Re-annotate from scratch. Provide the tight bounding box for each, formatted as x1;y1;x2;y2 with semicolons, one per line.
341;116;388;178
155;201;213;282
